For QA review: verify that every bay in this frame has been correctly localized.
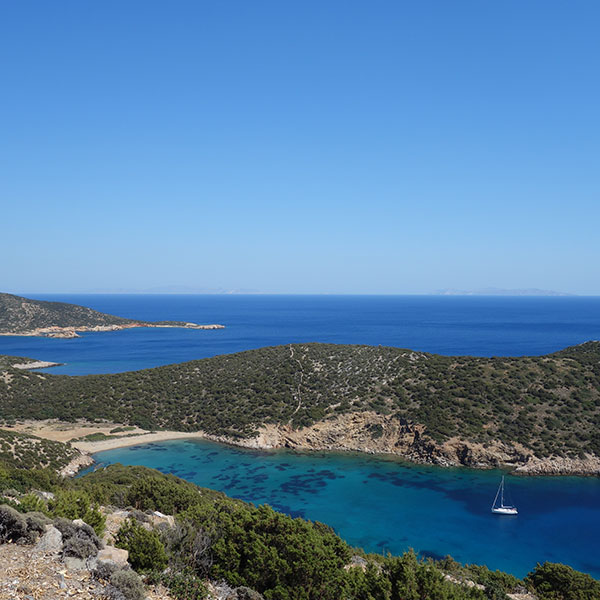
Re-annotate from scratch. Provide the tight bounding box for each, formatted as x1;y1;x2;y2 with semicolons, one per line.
92;438;600;579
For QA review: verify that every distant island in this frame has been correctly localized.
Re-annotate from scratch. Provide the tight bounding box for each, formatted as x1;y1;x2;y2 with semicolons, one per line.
0;292;225;338
2;341;599;475
435;287;574;296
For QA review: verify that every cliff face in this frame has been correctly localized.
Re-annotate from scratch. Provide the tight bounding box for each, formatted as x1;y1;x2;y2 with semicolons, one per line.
210;411;600;475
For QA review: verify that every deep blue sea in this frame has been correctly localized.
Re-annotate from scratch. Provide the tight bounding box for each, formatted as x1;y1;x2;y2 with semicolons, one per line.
3;294;600;579
0;294;599;374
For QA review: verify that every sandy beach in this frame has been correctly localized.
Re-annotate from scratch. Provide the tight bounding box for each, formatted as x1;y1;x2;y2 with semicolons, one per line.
73;430;207;453
0;419;207;453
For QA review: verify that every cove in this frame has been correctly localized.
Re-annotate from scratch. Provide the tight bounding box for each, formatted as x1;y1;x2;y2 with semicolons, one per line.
90;439;600;579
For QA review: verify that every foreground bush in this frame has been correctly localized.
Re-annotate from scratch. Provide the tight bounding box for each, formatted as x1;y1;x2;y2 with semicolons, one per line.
0;504;27;542
55;517;101;559
108;568;145;600
116;518;167;572
49;490;106;535
148;569;208;600
525;562;600;600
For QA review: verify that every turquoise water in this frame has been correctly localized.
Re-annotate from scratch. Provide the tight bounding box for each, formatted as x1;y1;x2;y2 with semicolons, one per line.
1;294;599;374
92;439;600;579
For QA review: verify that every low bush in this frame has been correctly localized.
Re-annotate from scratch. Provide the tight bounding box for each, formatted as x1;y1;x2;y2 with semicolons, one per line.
24;511;50;541
108;568;146;600
62;529;100;559
53;516;77;540
93;560;120;582
149;569;208;600
0;504;27;542
57;518;101;559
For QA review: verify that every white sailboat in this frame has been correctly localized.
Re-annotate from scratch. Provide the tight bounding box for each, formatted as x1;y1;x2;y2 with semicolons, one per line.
491;476;518;515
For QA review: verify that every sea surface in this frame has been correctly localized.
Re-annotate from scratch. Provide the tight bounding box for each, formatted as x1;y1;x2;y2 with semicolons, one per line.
91;438;600;579
0;294;599;374
3;294;600;578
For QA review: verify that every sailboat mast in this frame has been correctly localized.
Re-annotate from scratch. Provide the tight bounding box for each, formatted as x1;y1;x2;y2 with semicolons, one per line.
501;476;505;507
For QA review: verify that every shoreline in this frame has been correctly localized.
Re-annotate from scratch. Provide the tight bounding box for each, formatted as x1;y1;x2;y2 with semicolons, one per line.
11;360;63;370
73;430;208;453
3;420;599;477
0;322;225;339
79;429;600;478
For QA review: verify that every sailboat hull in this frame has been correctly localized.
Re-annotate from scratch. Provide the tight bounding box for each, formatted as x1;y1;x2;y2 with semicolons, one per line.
491;507;518;515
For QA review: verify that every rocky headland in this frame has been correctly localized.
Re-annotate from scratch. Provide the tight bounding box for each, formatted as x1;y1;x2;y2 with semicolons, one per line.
0;292;225;337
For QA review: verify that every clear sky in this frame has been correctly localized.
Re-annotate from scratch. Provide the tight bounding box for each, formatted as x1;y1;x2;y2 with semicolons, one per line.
1;1;599;294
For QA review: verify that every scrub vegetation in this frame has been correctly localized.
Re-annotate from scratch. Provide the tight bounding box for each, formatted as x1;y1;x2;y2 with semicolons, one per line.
0;429;79;471
1;342;599;459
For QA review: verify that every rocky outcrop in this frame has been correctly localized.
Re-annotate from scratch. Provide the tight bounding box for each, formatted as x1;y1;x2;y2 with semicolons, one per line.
34;526;63;553
59;452;94;477
515;454;600;476
207;411;599;475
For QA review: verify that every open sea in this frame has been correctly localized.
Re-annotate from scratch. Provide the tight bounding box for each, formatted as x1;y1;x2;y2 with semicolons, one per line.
2;294;600;578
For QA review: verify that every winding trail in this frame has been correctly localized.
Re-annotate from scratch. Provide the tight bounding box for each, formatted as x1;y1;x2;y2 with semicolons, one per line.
289;344;304;422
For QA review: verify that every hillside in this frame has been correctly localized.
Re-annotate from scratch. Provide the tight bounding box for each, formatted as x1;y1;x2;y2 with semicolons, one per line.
0;292;224;336
0;429;86;474
1;342;599;472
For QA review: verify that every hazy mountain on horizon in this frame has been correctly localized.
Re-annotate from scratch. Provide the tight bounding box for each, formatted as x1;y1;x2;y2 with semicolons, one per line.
434;287;575;297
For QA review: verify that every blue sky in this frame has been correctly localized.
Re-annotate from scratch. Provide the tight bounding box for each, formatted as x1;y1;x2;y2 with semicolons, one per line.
1;1;598;294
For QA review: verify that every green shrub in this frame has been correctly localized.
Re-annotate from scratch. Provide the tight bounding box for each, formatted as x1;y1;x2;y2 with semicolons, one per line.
525;562;600;600
18;493;48;514
116;519;167;572
49;490;105;535
149;569;208;600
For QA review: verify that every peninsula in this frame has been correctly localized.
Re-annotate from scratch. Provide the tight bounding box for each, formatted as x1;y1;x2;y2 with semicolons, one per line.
0;292;224;337
1;341;599;475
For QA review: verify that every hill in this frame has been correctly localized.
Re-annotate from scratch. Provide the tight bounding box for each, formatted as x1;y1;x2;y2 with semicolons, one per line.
0;292;224;337
1;342;599;473
0;429;86;474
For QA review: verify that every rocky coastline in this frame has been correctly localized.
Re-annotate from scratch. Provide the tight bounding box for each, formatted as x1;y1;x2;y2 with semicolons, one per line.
0;321;225;338
201;412;600;477
62;412;599;478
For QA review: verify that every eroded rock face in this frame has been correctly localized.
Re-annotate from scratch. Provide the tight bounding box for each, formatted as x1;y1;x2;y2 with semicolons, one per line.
34;526;63;553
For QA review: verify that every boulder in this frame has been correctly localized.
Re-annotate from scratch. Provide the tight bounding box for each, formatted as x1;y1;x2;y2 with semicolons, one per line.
34;526;63;553
97;546;129;567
